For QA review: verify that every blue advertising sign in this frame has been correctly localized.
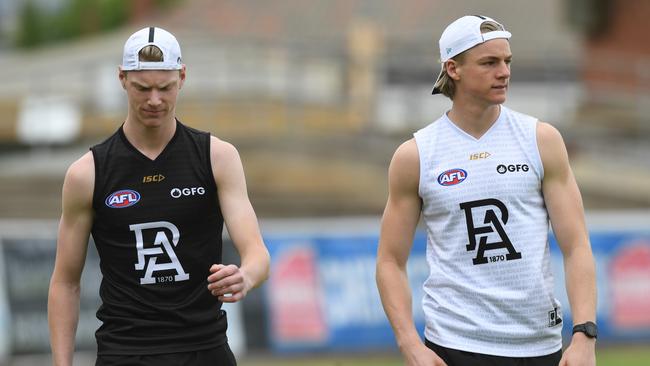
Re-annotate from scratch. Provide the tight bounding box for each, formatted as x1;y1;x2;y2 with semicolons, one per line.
265;232;426;352
550;231;650;342
266;228;650;352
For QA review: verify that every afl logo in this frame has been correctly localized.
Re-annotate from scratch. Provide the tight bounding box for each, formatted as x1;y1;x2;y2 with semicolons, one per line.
437;169;467;186
105;190;141;208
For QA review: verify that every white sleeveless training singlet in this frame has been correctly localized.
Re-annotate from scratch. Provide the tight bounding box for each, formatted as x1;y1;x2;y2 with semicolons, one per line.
413;105;562;357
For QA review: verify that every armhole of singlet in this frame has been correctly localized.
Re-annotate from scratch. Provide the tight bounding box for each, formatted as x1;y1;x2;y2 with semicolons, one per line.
413;132;426;200
531;120;545;181
205;134;218;192
90;147;101;210
414;121;439;201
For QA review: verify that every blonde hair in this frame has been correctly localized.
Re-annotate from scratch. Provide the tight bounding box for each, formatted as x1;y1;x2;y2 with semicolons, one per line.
138;45;164;62
434;20;506;100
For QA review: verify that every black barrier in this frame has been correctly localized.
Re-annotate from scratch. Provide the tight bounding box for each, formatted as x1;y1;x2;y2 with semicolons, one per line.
1;238;101;354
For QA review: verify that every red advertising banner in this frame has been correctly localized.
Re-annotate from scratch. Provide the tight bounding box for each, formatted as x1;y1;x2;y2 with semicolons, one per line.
267;245;328;345
609;241;650;329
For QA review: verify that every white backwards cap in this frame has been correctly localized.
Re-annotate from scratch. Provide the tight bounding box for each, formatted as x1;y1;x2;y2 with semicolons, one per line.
432;15;511;94
121;26;183;71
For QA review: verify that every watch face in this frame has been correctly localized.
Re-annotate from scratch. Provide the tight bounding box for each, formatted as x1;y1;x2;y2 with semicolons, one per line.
574;322;598;338
585;322;598;337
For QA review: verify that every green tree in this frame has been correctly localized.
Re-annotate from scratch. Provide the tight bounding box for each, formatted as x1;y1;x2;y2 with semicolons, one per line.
15;1;46;48
15;0;179;49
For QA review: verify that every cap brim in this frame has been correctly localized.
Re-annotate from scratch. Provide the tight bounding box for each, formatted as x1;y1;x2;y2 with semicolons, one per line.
431;65;445;95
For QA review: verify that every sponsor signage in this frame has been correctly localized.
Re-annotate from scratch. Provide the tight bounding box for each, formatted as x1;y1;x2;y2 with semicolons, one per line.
266;228;650;352
496;163;529;174
550;232;650;341
265;233;427;352
0;238;101;353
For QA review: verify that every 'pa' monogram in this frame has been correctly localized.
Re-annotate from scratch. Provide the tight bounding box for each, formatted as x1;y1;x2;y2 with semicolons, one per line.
459;198;522;265
130;221;189;284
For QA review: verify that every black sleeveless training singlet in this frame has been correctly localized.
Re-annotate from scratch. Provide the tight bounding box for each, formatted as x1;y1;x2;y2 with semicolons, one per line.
90;120;227;355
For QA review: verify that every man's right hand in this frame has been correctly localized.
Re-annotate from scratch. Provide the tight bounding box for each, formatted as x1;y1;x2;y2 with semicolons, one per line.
403;343;449;366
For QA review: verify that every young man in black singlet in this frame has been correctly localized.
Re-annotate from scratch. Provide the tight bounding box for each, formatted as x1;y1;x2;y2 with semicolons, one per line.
48;27;270;366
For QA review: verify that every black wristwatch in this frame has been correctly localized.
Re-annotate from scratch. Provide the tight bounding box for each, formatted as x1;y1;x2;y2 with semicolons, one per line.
572;321;598;339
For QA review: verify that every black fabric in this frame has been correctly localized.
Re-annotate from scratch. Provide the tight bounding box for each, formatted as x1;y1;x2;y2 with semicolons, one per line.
425;339;562;366
95;344;237;366
91;120;227;355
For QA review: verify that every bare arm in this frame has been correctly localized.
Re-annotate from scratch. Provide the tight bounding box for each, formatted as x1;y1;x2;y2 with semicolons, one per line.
207;137;270;302
538;122;596;366
48;152;94;366
376;140;446;366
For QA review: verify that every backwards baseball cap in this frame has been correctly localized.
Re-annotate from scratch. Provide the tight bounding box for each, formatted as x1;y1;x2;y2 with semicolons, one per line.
432;15;511;94
121;26;183;71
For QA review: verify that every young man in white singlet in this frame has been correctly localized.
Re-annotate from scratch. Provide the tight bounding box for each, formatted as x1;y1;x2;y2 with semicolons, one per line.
376;15;597;366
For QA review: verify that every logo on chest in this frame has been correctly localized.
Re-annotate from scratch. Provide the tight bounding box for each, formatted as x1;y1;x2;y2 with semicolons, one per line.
496;163;529;174
460;198;522;265
105;190;141;208
131;221;189;285
469;151;491;160
437;169;467;186
142;174;165;183
170;186;206;199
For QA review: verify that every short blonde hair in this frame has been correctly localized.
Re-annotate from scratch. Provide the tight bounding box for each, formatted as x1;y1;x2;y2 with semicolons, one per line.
434;20;505;100
139;45;164;62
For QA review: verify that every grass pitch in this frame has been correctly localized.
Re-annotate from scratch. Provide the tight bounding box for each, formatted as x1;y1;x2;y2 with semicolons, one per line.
240;345;650;366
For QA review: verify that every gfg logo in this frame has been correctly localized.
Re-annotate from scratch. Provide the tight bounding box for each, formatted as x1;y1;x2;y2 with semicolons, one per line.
496;164;529;174
437;169;467;186
170;187;206;198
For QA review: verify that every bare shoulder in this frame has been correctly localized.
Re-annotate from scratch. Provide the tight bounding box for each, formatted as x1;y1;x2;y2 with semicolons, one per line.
65;152;95;190
209;136;245;185
536;121;564;147
389;138;420;191
63;151;95;208
391;138;419;168
210;136;241;164
536;121;569;177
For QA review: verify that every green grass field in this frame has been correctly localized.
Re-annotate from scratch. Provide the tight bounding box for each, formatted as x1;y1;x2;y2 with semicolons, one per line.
9;346;648;366
239;345;650;366
596;346;650;366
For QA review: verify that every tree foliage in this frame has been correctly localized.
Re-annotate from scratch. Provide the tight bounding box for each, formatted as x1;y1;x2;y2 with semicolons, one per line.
15;0;177;48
